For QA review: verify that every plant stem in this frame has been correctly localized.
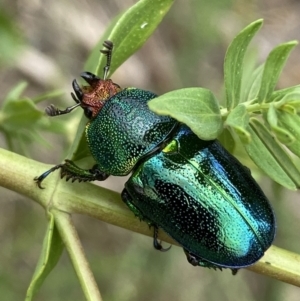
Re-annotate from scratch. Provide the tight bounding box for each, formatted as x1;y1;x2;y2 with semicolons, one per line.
220;101;274;118
1;147;300;286
53;210;103;301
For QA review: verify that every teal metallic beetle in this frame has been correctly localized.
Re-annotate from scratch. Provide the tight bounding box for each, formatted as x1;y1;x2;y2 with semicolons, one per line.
35;40;276;273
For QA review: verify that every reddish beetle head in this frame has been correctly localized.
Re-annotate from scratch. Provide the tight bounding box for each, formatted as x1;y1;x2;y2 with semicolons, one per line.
71;72;121;119
45;40;121;119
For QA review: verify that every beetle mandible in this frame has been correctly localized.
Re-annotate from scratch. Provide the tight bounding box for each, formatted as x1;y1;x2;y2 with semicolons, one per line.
35;40;276;274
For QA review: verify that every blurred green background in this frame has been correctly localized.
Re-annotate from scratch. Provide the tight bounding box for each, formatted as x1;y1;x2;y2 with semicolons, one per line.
0;0;300;300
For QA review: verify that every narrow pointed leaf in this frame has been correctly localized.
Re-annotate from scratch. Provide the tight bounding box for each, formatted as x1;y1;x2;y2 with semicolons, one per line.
273;88;300;108
289;100;300;110
76;0;174;161
148;88;222;140
267;104;295;144
26;213;64;300
224;19;263;110
69;115;91;161
278;110;300;157
95;0;175;77
269;85;300;103
244;118;299;189
257;41;298;103
280;104;297;114
84;17;119;73
32;90;64;104
244;64;264;103
217;128;236;154
2;81;28;106
1;99;44;132
71;129;93;161
225;104;251;143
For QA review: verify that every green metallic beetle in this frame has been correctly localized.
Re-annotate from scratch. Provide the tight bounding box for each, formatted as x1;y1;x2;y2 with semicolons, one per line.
35;41;276;273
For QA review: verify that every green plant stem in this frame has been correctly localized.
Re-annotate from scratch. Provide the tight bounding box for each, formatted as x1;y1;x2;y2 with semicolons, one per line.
1;147;300;286
248;246;300;286
53;210;102;301
220;100;278;118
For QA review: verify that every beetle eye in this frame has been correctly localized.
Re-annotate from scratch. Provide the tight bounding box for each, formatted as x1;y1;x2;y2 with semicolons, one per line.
84;107;93;119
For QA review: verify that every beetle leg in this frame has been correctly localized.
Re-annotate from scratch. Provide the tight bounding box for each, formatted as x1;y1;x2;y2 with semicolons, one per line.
184;249;221;269
121;189;150;222
45;103;81;116
153;226;171;252
183;249;199;266
34;159;109;189
121;188;171;252
100;40;114;80
121;189;165;237
184;249;239;274
34;164;64;189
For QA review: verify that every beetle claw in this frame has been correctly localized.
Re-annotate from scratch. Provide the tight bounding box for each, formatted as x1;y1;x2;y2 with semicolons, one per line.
154;241;172;252
45;104;58;116
101;40;113;53
153;226;171;252
34;177;45;189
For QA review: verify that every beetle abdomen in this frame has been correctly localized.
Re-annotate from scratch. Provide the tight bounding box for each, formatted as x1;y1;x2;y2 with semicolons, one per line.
125;125;275;268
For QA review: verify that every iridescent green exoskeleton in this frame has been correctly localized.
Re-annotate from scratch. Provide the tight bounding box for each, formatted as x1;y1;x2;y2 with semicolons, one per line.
35;41;276;274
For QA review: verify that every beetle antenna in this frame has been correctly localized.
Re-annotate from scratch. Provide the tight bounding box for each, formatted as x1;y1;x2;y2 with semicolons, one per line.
45;103;81;116
100;40;114;80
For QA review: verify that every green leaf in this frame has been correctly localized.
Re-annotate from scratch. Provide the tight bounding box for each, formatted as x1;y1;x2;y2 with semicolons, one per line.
84;16;120;73
0;88;70;154
1;98;43;131
36;117;69;135
225;104;251;143
148;88;222;140
273;88;300;108
95;0;175;78
289;100;300;110
224;19;263;110
244;118;299;190
69;114;90;161
277;110;300;157
32;90;64;104
280;104;297;114
270;85;300;103
0;10;24;64
2;81;28;105
217;128;236;154
244;64;264;102
267;104;295;144
257;41;298;103
239;49;261;103
75;0;175;160
26;213;64;300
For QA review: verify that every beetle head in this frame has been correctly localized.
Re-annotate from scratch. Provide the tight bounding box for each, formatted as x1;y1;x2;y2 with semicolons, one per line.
71;72;121;119
45;40;121;119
